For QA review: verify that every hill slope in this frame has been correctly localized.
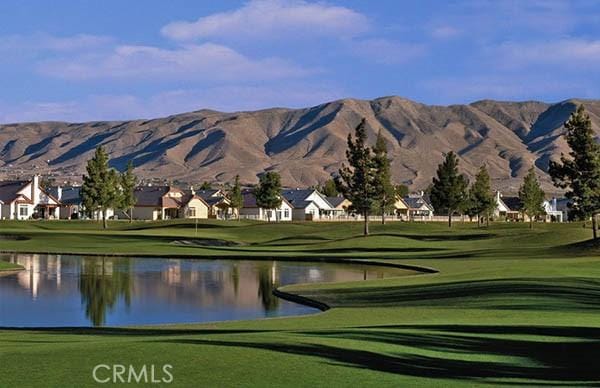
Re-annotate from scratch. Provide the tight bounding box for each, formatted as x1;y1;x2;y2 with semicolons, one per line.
1;96;599;192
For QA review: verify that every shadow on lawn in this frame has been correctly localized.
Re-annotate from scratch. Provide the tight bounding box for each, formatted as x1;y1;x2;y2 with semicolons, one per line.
162;325;600;384
303;277;600;309
375;232;495;241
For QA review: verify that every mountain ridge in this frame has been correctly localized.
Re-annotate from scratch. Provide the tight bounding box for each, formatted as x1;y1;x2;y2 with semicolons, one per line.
1;96;598;193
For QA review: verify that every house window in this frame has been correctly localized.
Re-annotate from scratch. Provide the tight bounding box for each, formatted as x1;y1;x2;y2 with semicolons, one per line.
284;209;289;218
188;207;196;217
19;206;28;217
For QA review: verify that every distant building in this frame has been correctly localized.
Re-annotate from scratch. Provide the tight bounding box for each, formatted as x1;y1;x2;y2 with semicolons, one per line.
326;196;352;218
195;189;236;219
47;186;114;220
0;175;60;220
403;192;434;221
281;189;335;221
132;186;210;220
239;191;293;221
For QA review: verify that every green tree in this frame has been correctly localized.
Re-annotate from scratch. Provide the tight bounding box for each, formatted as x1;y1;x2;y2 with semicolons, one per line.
549;105;600;239
82;146;120;229
320;178;339;197
372;130;396;225
336;118;377;236
395;184;409;199
470;165;495;227
430;151;469;228
199;181;212;190
119;161;137;223
519;167;546;229
228;174;243;220
254;171;282;222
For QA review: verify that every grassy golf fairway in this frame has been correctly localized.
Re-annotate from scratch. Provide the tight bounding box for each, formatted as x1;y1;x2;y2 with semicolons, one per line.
0;220;599;387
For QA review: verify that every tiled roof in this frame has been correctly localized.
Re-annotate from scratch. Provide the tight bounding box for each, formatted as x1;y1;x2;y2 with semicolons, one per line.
134;186;172;206
403;196;433;211
501;196;523;211
0;180;29;203
326;196;347;208
281;189;331;208
48;186;81;205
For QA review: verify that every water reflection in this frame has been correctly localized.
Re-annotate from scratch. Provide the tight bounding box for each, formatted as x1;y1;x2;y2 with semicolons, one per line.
0;254;407;327
79;258;132;326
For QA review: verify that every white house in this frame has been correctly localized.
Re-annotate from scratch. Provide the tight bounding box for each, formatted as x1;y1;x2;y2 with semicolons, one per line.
543;197;567;222
239;191;293;221
281;189;335;221
403;193;434;221
0;176;60;220
48;186;115;220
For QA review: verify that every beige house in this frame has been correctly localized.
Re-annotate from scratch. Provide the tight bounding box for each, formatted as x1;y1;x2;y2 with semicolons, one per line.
132;186;210;220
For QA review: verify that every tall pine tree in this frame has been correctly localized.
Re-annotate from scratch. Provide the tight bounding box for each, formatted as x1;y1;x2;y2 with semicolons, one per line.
229;174;243;220
82;146;120;229
519;167;546;229
119;161;137;223
430;151;469;228
470;165;495;227
372;130;395;225
549;105;600;239
254;171;282;222
336;118;377;236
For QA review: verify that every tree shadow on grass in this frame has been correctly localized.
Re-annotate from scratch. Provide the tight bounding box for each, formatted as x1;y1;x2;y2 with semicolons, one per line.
375;232;495;241
160;325;600;385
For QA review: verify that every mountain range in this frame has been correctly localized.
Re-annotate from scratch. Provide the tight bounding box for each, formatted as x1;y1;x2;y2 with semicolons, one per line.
1;96;599;193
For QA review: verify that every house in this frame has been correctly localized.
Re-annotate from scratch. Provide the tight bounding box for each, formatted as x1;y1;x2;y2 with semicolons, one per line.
326;196;352;218
132;186;210;220
403;193;434;221
239;191;293;221
392;197;410;219
494;192;523;221
194;189;236;219
47;186;115;220
543;197;566;222
0;176;60;220
281;189;335;221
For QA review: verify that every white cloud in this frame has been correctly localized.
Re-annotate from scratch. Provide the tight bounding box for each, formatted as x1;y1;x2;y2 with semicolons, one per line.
37;42;314;81
0;33;113;52
161;0;369;41
494;39;600;69
351;39;426;65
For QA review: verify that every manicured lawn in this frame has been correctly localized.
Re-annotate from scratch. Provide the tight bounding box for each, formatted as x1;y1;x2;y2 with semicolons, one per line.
0;220;599;387
0;260;21;271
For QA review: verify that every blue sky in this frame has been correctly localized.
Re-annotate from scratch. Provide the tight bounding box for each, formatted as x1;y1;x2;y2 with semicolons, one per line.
1;0;599;123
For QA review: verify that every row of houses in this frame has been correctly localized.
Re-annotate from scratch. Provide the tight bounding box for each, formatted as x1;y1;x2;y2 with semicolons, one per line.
0;175;570;222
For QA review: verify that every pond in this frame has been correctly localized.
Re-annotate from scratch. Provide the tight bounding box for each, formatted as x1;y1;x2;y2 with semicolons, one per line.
0;254;408;327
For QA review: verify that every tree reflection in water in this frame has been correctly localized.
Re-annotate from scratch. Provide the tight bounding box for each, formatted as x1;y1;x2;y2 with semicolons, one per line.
79;257;132;326
257;262;279;312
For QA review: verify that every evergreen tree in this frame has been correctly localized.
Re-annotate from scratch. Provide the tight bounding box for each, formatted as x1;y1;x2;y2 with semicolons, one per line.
229;175;243;220
519;167;546;229
372;130;396;225
471;165;495;227
336;118;377;236
82;146;120;229
549;105;600;239
254;171;282;222
119;161;137;223
395;184;409;199
430;151;469;228
320;178;339;197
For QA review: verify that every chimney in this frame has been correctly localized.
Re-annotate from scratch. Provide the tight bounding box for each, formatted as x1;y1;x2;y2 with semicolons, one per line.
31;175;40;202
552;197;557;211
190;186;195;195
57;186;62;200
